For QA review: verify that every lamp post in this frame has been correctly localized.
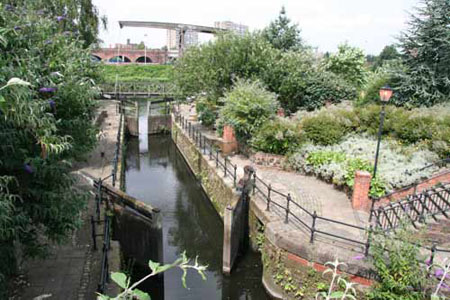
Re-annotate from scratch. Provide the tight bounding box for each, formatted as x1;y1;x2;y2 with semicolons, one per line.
373;85;393;179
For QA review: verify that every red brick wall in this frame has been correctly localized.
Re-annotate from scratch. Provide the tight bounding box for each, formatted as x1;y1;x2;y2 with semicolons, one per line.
92;48;168;64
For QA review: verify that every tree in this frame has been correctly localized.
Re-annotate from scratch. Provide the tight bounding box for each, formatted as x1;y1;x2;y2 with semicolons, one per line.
0;1;101;294
394;0;450;106
373;45;400;70
323;43;368;89
262;6;303;51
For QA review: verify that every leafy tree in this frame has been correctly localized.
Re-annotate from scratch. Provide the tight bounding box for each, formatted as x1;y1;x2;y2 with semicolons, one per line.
262;6;303;51
216;79;278;144
323;43;368;89
394;0;450;106
175;32;277;100
372;45;400;70
0;1;101;294
137;41;145;50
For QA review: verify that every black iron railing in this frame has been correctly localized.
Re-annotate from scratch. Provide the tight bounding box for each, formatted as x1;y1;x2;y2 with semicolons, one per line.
370;183;450;231
90;179;112;294
175;114;238;187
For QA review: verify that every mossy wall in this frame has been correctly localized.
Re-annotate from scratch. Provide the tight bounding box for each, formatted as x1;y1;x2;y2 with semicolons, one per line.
171;120;240;218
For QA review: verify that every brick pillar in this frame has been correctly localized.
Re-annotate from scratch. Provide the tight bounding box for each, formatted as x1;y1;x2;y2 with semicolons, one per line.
352;171;372;210
222;125;238;155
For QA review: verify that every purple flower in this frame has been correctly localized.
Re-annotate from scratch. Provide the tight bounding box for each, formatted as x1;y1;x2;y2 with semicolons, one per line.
56;16;65;22
24;163;33;174
435;269;444;277
352;255;364;260
44;40;52;45
49;100;56;108
5;4;14;11
39;87;57;93
63;31;72;36
442;282;450;291
425;258;432;266
14;26;21;31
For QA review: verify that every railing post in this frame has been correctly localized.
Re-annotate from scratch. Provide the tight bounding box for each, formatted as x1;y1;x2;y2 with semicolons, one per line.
224;157;227;177
209;141;213;160
429;243;437;266
285;193;291;223
364;225;373;256
91;215;97;251
368;197;377;222
253;172;256;195
266;184;272;211
188;122;192;138
233;165;237;187
216;150;219;168
310;211;317;243
96;178;102;221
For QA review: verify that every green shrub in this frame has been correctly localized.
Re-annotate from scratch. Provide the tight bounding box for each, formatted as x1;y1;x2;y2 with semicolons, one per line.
368;229;428;300
301;113;350;145
306;151;346;166
195;96;217;127
216;79;278;143
250;118;303;155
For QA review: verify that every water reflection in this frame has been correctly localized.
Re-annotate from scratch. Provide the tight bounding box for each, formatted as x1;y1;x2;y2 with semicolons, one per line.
122;100;269;300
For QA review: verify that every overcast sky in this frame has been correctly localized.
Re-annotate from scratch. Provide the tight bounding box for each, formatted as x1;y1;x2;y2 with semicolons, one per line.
92;0;420;55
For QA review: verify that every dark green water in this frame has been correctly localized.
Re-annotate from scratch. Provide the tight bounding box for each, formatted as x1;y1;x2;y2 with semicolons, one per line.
121;101;269;299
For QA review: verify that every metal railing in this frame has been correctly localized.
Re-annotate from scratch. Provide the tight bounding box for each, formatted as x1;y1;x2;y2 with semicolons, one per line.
370;183;450;231
175;114;238;186
100;81;177;97
91;179;112;294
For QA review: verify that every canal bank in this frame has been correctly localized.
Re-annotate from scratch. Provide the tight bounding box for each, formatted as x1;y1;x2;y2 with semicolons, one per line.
119;99;269;299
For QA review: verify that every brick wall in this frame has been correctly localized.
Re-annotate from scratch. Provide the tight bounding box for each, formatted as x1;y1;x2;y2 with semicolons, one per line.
352;171;372;210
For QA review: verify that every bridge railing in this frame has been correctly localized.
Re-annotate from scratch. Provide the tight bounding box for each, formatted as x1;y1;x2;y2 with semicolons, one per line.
100;81;177;96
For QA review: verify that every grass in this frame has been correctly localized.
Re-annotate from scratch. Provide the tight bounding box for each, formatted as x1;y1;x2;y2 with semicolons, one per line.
101;64;174;83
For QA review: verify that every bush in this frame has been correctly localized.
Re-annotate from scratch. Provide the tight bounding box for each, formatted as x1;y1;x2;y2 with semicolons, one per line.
368;229;428;300
288;135;441;195
301;113;350;145
195;95;217;127
250;118;303;155
216;79;278;143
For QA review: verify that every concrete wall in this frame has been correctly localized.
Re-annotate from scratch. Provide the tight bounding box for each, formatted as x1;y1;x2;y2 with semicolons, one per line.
148;115;171;135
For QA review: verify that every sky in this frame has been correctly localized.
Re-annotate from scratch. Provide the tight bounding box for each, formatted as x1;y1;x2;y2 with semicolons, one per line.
92;0;420;55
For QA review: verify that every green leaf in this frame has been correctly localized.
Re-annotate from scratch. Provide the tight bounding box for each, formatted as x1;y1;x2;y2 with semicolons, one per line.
329;291;344;298
110;272;129;289
96;294;110;300
148;260;161;273
133;289;151;300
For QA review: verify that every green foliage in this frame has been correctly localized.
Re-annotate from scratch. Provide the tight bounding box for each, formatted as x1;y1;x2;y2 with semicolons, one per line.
394;0;450;106
262;6;303;51
372;45;400;70
101;64;174;83
306;151;346;167
324;43;368;89
301;113;350;145
175;32;277;101
216;79;278;143
0;1;101;292
250;118;303;155
195;95;217;127
368;229;428;300
100;251;207;300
